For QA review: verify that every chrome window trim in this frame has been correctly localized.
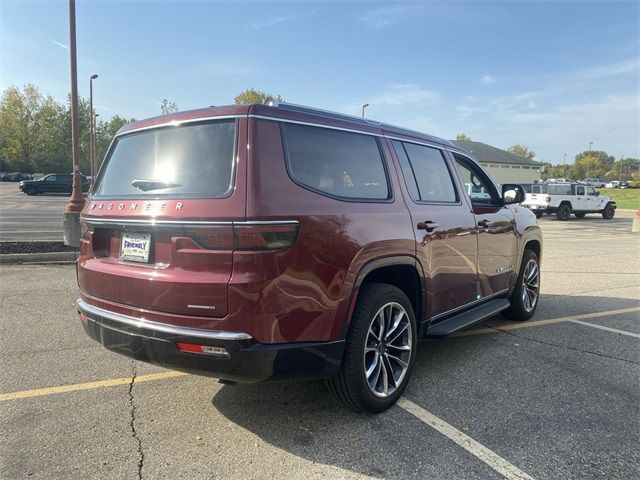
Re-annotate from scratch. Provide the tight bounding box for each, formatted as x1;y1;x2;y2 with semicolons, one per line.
115;115;244;137
77;299;253;341
251;114;383;138
115;112;460;156
80;217;299;228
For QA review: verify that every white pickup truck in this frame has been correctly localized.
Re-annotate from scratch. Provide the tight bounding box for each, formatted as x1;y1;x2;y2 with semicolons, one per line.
522;183;616;220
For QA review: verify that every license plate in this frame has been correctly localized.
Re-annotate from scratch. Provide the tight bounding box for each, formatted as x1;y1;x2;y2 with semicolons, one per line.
120;232;151;263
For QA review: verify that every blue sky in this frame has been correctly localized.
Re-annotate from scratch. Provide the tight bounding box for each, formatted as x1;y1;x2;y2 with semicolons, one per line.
1;0;638;163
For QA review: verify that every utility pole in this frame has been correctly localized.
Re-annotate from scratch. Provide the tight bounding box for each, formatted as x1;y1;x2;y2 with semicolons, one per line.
619;156;623;183
586;141;594;179
63;0;84;247
563;153;567;178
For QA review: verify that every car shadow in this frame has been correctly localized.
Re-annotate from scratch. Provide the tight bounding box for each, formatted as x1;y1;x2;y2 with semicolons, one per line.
211;294;638;478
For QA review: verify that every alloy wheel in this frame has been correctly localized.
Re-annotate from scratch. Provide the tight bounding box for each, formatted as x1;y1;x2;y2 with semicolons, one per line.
521;259;539;312
363;302;412;398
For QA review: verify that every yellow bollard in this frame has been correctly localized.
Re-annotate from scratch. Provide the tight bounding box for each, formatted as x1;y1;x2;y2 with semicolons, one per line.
633;210;640;233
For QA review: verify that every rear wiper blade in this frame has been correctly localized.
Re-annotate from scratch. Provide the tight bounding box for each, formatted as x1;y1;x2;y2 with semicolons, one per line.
131;179;182;191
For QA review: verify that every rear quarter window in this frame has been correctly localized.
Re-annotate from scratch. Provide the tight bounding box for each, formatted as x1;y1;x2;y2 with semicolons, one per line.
281;123;390;200
93;120;236;198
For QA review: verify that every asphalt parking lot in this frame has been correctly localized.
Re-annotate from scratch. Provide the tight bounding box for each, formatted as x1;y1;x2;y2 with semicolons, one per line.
1;214;639;479
0;182;71;242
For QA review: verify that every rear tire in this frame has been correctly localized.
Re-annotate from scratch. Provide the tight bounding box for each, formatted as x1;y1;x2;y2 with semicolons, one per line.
556;204;571;221
574;212;586;218
326;283;417;413
503;249;540;321
601;204;615;219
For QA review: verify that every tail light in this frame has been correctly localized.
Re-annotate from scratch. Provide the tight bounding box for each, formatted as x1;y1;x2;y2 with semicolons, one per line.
187;222;299;251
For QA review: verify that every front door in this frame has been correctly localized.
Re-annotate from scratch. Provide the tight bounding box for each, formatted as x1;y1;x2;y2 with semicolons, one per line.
450;153;518;298
389;139;478;320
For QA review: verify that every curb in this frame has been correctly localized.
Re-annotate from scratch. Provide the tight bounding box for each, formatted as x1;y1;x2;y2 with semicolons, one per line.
0;251;77;265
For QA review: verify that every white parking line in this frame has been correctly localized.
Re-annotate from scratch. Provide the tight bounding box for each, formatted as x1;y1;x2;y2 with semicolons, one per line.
568;319;640;338
397;397;535;480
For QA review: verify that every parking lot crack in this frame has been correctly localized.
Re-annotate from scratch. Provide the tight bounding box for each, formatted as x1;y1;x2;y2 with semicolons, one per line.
128;362;144;480
488;326;639;366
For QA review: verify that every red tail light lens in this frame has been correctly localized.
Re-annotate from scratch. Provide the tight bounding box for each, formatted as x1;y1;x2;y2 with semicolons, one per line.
176;342;229;357
234;223;299;250
183;222;299;251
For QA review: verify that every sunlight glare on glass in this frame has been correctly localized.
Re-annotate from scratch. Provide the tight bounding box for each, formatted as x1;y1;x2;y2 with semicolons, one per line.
154;160;175;182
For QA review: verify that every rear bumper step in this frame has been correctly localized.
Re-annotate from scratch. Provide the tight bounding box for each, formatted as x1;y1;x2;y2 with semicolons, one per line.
76;299;344;383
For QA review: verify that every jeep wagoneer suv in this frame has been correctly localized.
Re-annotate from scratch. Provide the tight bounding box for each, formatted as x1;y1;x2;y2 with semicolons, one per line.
77;103;542;412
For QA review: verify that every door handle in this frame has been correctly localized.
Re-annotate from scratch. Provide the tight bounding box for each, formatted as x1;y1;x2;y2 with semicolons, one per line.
477;219;490;228
417;221;439;232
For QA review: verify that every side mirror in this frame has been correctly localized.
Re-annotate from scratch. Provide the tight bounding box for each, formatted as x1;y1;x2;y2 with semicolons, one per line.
595;191;600;196
502;183;525;205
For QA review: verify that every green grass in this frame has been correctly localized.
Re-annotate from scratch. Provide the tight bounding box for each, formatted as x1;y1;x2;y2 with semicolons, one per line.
600;188;640;210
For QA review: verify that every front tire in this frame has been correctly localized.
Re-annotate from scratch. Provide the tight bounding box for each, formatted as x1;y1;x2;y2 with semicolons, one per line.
327;283;417;413
24;186;37;196
503;249;540;321
602;204;615;219
557;203;571;221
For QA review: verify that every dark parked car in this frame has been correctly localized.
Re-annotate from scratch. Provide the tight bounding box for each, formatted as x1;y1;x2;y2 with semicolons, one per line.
76;103;542;412
19;173;90;195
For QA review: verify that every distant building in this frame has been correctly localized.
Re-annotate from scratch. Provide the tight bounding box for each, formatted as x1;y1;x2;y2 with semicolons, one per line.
452;140;543;184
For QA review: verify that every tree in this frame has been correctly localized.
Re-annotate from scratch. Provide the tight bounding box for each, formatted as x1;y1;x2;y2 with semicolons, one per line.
507;144;536;162
0;85;61;172
95;115;135;164
160;99;178;114
455;133;471;141
234;89;284;105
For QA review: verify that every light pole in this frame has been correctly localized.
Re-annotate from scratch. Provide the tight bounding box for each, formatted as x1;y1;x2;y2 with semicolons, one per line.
63;0;84;248
89;74;98;180
586;141;594;179
619;156;623;183
563;154;566;178
93;112;99;176
361;103;369;118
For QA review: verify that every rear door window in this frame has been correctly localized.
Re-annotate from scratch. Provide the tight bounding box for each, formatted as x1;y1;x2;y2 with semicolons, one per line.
93;120;236;198
392;141;458;203
281;123;390;200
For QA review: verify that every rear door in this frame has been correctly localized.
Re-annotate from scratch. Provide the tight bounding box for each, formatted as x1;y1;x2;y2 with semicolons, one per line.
450;152;518;297
389;139;478;319
78;118;247;320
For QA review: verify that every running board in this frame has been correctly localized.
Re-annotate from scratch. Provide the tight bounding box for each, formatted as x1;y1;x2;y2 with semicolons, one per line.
424;298;511;338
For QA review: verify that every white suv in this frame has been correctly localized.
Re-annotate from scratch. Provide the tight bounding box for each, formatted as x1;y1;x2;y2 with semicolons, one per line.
522;183;616;220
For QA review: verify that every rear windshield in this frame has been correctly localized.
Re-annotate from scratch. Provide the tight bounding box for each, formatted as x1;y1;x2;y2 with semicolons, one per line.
93;120;236;198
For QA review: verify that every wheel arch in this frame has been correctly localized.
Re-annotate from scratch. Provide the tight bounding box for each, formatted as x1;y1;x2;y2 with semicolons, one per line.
341;256;425;339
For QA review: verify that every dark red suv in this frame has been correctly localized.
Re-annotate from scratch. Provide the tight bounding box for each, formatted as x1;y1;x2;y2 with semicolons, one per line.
76;103;542;412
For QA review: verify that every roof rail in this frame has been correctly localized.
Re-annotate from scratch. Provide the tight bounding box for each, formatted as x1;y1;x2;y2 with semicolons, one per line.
266;101;453;147
268;102;381;126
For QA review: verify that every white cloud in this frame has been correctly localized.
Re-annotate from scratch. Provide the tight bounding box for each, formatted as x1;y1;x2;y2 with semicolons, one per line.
481;75;495;85
251;10;318;30
356;5;418;29
51;40;68;50
372;83;443;106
